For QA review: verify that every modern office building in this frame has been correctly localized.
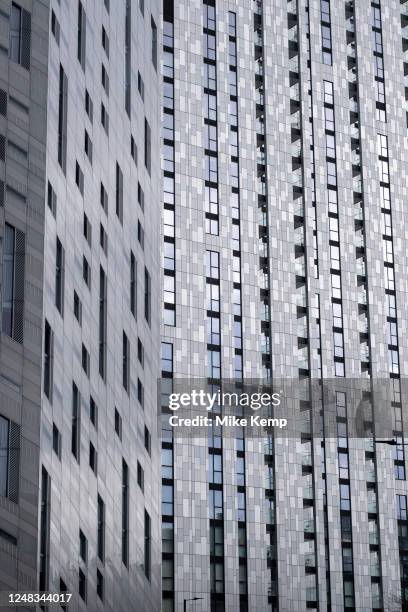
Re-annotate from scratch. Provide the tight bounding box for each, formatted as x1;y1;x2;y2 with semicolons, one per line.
0;0;162;610
160;0;408;611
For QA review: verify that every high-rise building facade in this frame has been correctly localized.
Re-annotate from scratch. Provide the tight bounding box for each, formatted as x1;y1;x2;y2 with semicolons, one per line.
0;0;162;610
160;1;408;611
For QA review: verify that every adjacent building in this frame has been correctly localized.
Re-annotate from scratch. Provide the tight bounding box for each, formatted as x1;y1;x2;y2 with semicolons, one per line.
160;0;408;611
0;0;161;610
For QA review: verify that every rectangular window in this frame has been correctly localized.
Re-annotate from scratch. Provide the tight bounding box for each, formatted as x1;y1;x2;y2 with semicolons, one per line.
43;320;54;402
137;220;144;249
101;103;109;134
144;266;151;325
52;423;61;459
137;378;144;408
122;459;129;567
138;182;144;211
116;162;123;223
97;569;104;600
75;161;84;194
131;135;137;164
99;267;107;381
138;71;144;100
2;223;25;343
130;251;137;317
151;16;157;69
100;182;108;213
39;466;50;591
79;529;87;563
82;256;90;288
144;509;151;580
58;64;68;173
9;3;30;69
125;0;131;116
74;291;82;325
47;181;57;216
71;382;81;462
137;461;144;491
81;343;90;377
9;3;22;63
100;224;108;255
397;494;407;520
144;425;151;455
78;568;86;601
115;407;122;440
101;64;109;95
137;337;144;366
77;1;86;70
97;494;105;562
122;331;130;393
0;416;9;497
102;26;109;57
144;118;151;174
90;396;98;429
84;130;92;163
55;237;65;315
85;89;93;122
89;442;97;474
83;213;92;246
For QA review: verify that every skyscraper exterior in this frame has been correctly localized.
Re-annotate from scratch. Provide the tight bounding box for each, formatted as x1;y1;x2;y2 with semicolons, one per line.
1;1;408;612
160;0;408;611
0;0;161;610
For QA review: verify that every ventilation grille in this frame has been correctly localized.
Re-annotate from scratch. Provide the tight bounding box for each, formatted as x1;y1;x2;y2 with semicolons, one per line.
0;135;5;161
8;421;20;503
13;229;25;344
0;89;7;117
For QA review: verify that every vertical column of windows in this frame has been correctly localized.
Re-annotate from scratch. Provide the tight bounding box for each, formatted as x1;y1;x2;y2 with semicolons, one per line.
228;16;247;608
336;392;355;611
39;466;51;592
125;0;131;116
345;5;383;608
376;135;405;480
323;82;345;378
305;4;319;280
290;3;319;606
401;2;408;127
253;0;271;382
163;2;176;327
253;2;277;609
397;494;408;607
161;342;174;612
1;223;25;344
228;12;243;386
204;0;219;235
320;0;332;65
99;267;107;381
205;243;224;612
58;64;68;174
122;459;129;567
371;2;386;122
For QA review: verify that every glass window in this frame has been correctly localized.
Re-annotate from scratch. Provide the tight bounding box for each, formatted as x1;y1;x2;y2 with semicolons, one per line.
0;416;9;497
210;525;223;556
162;484;173;515
9;3;22;63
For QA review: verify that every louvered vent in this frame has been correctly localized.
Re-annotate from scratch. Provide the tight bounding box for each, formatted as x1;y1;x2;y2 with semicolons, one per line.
8;421;20;503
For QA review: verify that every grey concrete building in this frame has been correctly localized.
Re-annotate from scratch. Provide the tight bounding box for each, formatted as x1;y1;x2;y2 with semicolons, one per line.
0;0;162;610
160;0;408;611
